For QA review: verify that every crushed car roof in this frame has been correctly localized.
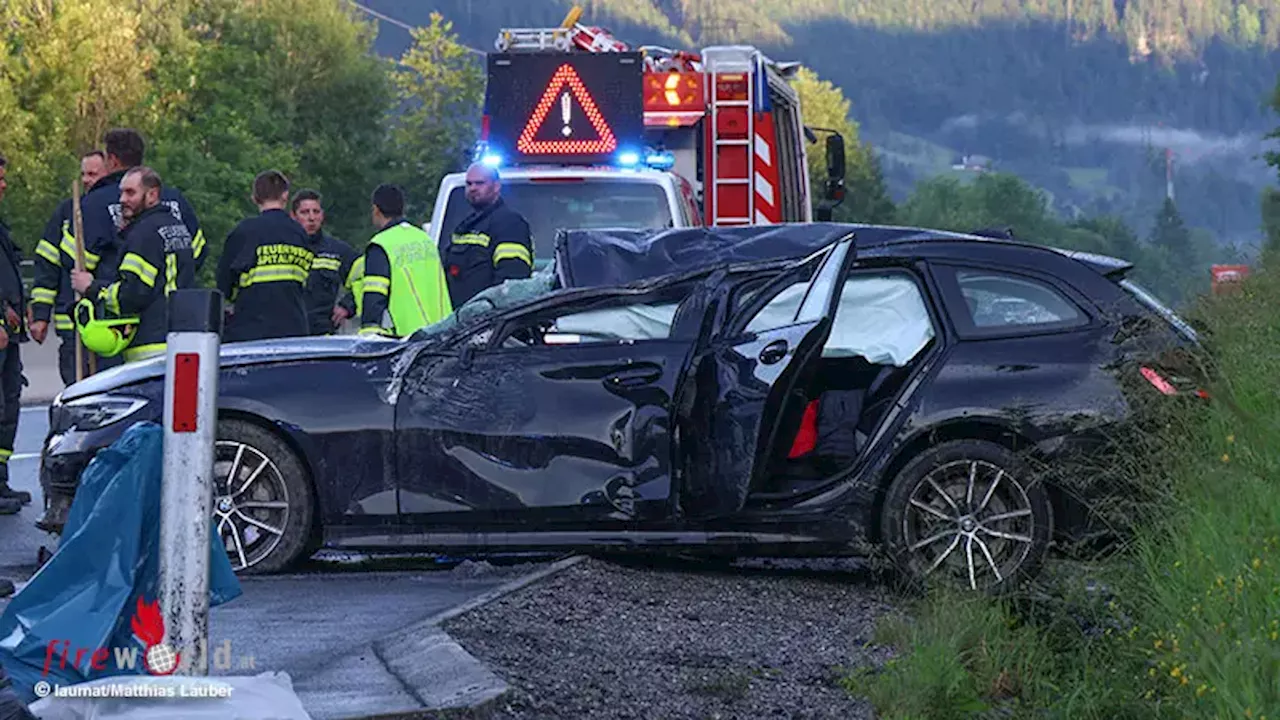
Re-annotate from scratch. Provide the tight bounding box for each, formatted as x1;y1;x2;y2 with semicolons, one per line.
553;223;1134;288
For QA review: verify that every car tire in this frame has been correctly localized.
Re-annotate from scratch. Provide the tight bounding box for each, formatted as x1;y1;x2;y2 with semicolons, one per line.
213;419;315;575
880;439;1052;594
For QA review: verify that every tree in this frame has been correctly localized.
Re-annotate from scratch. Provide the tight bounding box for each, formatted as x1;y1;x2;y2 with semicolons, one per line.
386;13;485;223
791;67;895;223
1150;198;1194;267
0;0;159;247
1261;187;1280;262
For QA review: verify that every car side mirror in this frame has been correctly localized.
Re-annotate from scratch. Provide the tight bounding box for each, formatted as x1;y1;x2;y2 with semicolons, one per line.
825;134;846;181
814;134;847;222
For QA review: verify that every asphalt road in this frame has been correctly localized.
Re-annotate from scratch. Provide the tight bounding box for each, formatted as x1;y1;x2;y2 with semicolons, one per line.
0;398;556;715
0;405;58;578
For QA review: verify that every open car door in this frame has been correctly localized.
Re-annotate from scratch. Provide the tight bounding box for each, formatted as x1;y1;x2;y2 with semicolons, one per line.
679;234;857;517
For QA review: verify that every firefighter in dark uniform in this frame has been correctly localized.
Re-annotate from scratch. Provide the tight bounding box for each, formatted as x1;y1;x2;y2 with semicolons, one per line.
70;166;197;363
290;189;360;335
217;171;315;342
28;150;107;385
35;129;204;377
439;163;534;308
0;153;31;525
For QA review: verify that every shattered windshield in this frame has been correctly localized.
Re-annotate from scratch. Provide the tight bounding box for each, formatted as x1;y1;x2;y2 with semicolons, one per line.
410;268;561;342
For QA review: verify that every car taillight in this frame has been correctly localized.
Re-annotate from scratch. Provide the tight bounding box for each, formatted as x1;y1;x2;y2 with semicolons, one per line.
1141;366;1177;395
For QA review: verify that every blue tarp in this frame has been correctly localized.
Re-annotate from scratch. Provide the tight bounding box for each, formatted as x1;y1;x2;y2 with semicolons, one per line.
0;422;242;704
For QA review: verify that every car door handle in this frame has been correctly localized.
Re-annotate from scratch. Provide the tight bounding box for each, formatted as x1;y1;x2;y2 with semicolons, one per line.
607;366;662;388
759;339;789;365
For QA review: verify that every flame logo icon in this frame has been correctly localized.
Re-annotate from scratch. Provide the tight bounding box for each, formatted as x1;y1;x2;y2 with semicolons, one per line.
130;597;181;675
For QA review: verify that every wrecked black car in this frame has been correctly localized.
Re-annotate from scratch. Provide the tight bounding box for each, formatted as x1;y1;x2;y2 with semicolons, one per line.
38;223;1201;591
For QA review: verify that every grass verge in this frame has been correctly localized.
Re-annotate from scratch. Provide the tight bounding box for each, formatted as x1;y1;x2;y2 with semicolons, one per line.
847;265;1280;719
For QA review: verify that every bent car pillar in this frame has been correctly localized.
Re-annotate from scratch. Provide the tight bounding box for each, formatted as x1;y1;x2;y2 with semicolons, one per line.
159;289;222;675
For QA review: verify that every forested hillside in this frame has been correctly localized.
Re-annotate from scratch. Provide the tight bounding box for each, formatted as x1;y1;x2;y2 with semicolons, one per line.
365;0;1280;248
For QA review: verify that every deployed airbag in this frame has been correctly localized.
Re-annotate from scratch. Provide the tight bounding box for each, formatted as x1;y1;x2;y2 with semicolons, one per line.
551;303;679;342
825;276;934;366
744;275;933;365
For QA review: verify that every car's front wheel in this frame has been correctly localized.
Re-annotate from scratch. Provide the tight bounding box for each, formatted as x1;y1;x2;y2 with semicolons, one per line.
212;419;315;575
880;439;1052;593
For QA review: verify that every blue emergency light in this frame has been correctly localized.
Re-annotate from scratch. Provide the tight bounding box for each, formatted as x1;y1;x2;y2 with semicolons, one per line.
616;150;641;167
481;152;503;168
645;151;676;170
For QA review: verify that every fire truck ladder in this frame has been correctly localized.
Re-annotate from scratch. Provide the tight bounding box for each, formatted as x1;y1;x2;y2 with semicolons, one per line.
703;47;758;227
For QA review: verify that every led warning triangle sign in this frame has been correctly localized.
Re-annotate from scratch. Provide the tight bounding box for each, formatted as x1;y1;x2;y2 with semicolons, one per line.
517;63;617;155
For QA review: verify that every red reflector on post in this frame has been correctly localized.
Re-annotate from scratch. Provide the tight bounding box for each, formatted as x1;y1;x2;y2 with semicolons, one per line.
173;353;200;432
1140;366;1177;396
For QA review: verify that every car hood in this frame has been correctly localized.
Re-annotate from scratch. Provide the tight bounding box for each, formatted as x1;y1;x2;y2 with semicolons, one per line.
58;335;410;402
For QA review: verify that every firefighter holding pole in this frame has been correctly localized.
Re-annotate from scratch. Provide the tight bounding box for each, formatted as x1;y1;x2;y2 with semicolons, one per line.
29;151;108;385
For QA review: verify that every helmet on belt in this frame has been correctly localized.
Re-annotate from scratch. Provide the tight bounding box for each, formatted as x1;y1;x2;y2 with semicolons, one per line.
73;298;138;358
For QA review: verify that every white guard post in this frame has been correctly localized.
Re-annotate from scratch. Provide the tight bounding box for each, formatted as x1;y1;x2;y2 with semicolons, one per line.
159;289;223;676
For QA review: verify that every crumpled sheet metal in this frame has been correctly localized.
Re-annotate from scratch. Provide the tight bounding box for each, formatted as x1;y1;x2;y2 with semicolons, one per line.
553;223;862;288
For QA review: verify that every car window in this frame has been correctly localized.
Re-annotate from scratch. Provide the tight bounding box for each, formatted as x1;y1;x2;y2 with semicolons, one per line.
953;269;1084;330
742;243;845;334
438;180;675;264
496;283;696;348
540;303;680;345
825;273;936;366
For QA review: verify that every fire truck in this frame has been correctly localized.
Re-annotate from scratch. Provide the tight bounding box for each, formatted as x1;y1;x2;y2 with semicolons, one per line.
425;7;848;268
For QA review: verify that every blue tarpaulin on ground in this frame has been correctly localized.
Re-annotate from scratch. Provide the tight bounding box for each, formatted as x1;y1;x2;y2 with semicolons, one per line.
0;422;242;704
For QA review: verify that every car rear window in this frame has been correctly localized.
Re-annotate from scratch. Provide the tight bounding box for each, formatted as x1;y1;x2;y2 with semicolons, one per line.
1117;278;1199;344
954;269;1086;330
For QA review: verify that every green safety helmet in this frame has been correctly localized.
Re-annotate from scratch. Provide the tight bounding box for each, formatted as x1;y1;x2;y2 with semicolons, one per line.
73;298;139;358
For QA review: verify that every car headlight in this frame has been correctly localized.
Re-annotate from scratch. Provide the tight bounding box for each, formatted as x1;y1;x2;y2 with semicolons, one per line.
56;395;150;432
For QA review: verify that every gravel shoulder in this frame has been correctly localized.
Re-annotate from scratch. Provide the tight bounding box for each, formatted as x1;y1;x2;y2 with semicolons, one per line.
441;555;897;720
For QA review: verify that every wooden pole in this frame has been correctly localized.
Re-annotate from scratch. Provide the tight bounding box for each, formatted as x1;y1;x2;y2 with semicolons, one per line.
71;179;92;381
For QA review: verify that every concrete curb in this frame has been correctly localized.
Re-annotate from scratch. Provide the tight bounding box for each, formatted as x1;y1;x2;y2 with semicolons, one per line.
413;554;588;629
297;555;587;720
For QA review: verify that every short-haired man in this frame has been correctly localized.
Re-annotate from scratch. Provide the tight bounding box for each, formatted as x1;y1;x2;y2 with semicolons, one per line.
357;184;451;337
439;163;533;308
217;171;314;342
70;166;196;363
29;150;108;385
291;189;361;335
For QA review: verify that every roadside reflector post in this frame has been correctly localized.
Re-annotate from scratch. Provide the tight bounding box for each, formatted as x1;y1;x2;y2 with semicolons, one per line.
159;289;223;676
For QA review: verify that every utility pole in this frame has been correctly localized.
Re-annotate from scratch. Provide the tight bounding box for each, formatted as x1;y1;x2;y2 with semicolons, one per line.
1166;147;1175;201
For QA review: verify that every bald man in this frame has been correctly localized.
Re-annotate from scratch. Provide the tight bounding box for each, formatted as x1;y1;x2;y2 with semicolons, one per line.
439;163;533;307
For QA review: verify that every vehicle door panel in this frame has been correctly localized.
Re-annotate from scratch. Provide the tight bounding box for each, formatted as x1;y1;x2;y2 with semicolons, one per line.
681;237;857;517
393;284;715;527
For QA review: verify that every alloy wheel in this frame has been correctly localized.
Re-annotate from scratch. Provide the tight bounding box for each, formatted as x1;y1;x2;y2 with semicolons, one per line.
901;459;1036;591
212;440;291;572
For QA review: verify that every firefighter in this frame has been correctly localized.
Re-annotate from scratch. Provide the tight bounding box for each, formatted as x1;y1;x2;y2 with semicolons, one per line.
357;184;451;338
70;166;196;364
53;129;204;366
28;149;107;385
0;153;31;516
439;164;534;307
291;189;361;335
217;170;314;342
